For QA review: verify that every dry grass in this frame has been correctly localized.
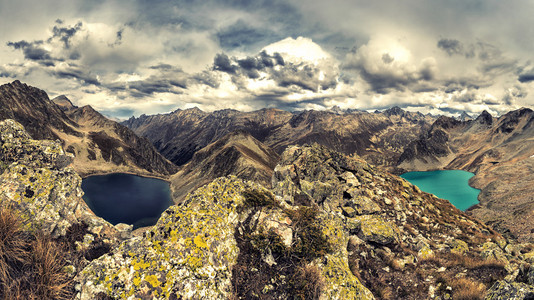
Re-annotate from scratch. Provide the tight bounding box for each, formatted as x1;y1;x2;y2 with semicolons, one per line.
288;265;324;300
0;207;27;283
439;252;505;270
450;278;486;300
0;208;72;299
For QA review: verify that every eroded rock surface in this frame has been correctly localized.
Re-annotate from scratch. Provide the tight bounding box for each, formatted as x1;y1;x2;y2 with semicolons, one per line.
0;119;118;239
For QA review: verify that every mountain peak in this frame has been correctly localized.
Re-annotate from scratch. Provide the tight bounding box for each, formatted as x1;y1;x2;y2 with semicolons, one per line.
52;95;77;111
170;130;279;202
383;106;405;116
459;111;472;121
475;110;493;125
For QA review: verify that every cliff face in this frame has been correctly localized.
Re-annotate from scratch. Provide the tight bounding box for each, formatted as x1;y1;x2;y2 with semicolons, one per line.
0;81;177;177
123;106;434;169
398;108;534;242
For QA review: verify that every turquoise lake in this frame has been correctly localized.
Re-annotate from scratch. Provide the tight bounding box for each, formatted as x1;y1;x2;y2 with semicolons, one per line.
400;170;480;211
81;173;173;229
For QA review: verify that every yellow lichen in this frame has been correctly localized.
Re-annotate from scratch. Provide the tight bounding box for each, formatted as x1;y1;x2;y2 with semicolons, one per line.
145;275;161;288
194;235;208;248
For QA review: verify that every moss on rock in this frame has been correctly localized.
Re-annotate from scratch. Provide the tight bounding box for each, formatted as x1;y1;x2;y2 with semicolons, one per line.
78;177;263;299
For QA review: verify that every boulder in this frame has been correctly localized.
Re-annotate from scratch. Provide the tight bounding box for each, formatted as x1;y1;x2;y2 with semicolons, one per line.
353;215;399;245
0;119;115;239
485;280;534;300
77;177;252;299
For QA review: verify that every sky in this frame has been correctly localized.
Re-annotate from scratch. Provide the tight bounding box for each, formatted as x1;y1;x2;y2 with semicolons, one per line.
1;0;534;119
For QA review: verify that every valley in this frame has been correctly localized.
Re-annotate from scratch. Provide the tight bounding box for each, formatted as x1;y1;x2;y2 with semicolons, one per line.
2;80;534;299
125;102;534;242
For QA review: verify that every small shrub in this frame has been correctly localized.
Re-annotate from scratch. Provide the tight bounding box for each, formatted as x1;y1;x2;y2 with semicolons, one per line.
450;278;486;300
287;265;324;300
241;189;278;210
286;206;332;261
0;207;72;299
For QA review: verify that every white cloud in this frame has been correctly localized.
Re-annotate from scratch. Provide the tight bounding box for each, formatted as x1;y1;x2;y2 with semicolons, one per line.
262;36;331;64
1;0;533;118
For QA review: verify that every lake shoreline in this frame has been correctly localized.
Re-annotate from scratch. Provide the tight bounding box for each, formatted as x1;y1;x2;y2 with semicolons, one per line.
80;170;171;183
81;173;174;228
400;169;481;211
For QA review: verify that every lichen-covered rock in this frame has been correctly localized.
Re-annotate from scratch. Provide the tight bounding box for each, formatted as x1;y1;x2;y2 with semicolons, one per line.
485;280;534;300
450;239;469;255
353;215;399;245
77;177;260;299
0;119;72;170
0;119;116;239
312;212;375;299
480;242;508;262
271;143;514;299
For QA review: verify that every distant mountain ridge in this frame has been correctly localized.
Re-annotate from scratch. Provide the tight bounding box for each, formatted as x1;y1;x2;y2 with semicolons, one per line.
123;105;436;169
169;130;279;202
398;107;534;241
0;80;177;177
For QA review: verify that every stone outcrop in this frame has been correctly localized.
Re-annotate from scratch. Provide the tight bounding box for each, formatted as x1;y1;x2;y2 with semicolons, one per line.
0;119;119;239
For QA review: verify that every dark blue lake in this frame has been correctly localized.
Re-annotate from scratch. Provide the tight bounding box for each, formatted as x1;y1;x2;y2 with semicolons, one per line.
400;170;480;211
81;173;173;228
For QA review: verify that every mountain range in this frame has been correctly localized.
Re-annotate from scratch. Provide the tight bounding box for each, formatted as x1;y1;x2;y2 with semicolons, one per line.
3;80;534;298
124;101;534;242
122;105;435;169
3;80;534;242
0;80;177;178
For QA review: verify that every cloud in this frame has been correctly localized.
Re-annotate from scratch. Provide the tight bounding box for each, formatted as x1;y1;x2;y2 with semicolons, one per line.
50;20;83;49
6;40;52;61
437;38;464;56
213;53;237;74
216;20;277;51
1;0;534;118
344;36;437;94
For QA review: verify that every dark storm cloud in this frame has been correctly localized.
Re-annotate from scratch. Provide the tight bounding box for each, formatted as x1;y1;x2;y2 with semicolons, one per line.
53;65;100;86
105;64;189;98
437;38;464;56
355;63;436;95
50;21;83;49
6;40;52;61
127;80;182;96
518;67;534;83
191;71;221;88
216;20;277;51
213;53;237;74
271;64;336;92
518;74;534;83
211;50;338;93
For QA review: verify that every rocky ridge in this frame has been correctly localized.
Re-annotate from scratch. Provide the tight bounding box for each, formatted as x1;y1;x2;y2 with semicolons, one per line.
123;106;434;169
2;120;534;298
170;130;279;202
76;143;534;299
0;80;177;178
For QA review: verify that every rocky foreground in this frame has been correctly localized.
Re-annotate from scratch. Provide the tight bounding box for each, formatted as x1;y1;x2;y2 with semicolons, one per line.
2;119;534;299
